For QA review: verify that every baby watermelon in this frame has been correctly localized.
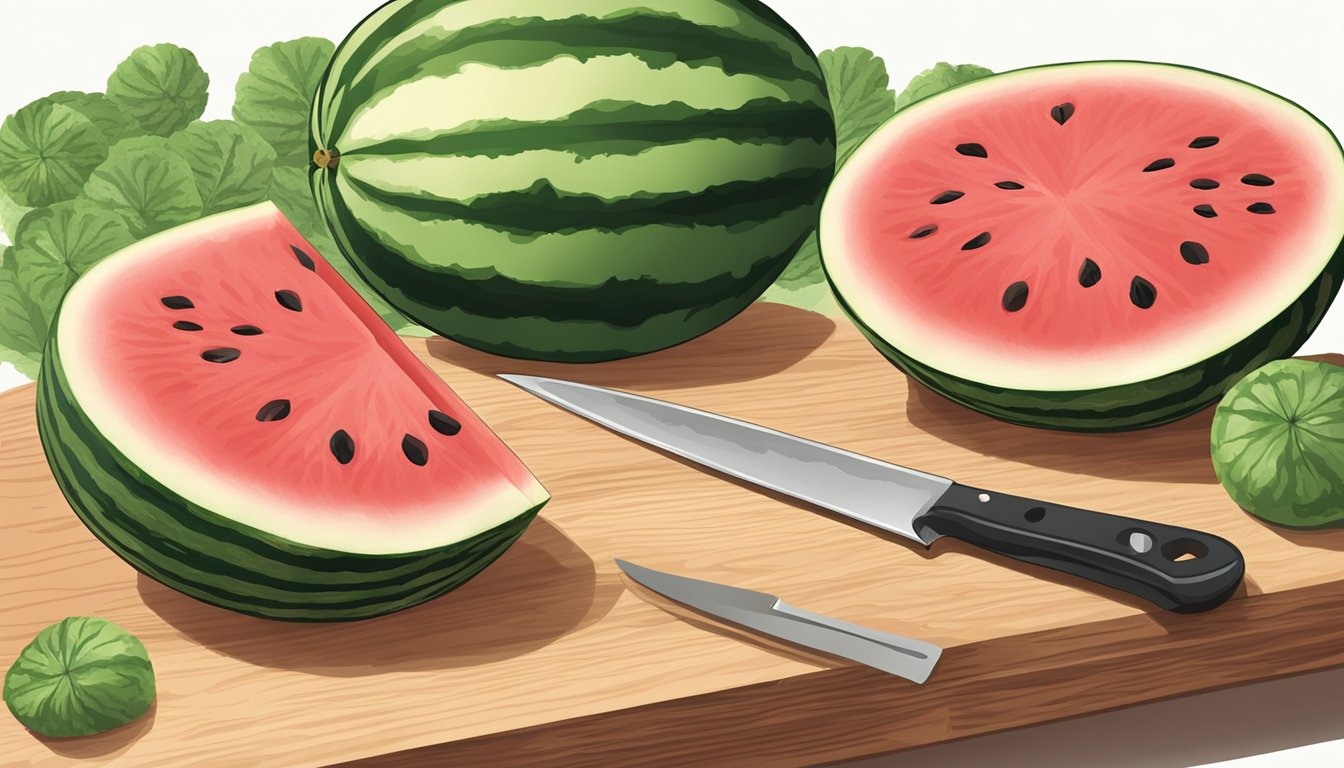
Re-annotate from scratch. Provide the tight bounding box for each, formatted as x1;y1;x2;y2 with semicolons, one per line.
36;203;549;621
309;0;836;362
822;61;1344;431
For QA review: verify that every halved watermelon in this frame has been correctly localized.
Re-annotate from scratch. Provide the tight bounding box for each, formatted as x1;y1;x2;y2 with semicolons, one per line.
36;203;549;621
822;61;1344;431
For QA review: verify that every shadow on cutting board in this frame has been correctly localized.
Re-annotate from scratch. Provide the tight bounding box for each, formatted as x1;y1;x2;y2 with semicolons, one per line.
904;381;1220;485
137;518;622;676
904;352;1344;485
29;699;156;759
424;302;836;389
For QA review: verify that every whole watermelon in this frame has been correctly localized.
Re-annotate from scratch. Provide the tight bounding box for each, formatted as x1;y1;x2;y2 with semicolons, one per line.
310;0;836;362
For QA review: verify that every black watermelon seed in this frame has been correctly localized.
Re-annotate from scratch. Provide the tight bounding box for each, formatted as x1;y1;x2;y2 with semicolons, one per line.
909;224;939;239
428;410;462;436
1193;204;1218;219
955;143;988;158
962;232;992;251
330;430;355;465
1130;277;1157;309
402;434;429;466
1241;173;1275;187
1050;102;1075;126
1002;282;1029;312
291;245;317;271
255;399;291;422
1190;178;1220;190
202;347;241;364
161;296;194;310
231;325;264;336
1180;241;1210;265
1143;158;1176;172
173;321;203;332
1078;258;1102;288
1248;202;1276;214
1188;136;1220;149
931;191;965;205
995;181;1025;190
275;290;303;311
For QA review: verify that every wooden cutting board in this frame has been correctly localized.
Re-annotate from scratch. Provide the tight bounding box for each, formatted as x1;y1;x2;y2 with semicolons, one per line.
3;302;1344;768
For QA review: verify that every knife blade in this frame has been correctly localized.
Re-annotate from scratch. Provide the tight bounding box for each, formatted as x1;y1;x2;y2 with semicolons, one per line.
502;375;1246;613
615;560;942;683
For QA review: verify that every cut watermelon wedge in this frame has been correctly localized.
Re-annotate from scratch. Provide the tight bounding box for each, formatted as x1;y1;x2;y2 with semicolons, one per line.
37;203;548;621
822;61;1344;431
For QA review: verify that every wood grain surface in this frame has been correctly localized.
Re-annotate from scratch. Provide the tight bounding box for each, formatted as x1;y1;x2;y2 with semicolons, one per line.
2;302;1342;767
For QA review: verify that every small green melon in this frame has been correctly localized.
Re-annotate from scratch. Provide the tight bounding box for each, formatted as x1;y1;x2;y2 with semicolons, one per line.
1211;359;1344;528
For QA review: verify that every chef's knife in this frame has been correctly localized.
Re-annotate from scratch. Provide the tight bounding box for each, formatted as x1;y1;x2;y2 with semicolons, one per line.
502;375;1245;613
615;559;942;683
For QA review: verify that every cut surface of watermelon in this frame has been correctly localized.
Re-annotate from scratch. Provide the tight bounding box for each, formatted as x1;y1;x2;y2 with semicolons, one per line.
52;203;547;555
823;62;1344;421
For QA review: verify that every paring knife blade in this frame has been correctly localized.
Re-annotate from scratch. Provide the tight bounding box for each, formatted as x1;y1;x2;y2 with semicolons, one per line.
615;560;942;684
502;375;1246;613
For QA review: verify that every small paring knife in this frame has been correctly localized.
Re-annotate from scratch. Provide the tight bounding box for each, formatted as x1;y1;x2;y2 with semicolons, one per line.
503;376;1246;613
616;560;942;684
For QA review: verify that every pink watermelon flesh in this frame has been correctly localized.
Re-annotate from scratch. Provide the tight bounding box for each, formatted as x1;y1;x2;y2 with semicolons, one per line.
56;203;546;553
823;63;1344;393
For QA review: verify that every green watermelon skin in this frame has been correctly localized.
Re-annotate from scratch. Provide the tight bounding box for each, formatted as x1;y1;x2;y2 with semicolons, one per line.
37;332;542;622
832;244;1344;432
310;0;836;362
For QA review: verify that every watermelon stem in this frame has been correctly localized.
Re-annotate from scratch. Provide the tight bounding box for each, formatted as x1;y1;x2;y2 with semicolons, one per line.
313;149;340;170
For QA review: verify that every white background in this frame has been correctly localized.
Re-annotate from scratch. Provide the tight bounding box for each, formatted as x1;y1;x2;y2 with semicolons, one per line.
1;2;1342;765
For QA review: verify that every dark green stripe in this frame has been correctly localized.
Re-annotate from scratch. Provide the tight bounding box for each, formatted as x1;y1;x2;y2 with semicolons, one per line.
347;98;834;160
325;175;814;329
331;13;825;138
345;166;831;236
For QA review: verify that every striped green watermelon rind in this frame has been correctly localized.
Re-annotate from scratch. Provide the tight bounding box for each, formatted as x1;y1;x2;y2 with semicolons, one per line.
309;0;836;362
833;250;1343;431
37;322;542;622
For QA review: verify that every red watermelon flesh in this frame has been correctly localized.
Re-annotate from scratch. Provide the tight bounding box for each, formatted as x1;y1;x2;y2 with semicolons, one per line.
822;62;1344;428
53;203;548;555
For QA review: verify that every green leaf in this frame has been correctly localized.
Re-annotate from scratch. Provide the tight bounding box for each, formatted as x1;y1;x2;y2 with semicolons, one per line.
0;188;33;243
772;232;822;291
12;199;136;285
894;62;994;112
106;43;210;137
0;251;59;372
760;280;838;315
234;37;335;166
268;166;323;234
84;136;203;238
0;100;109;207
819;47;896;168
167;120;277;216
47;91;144;144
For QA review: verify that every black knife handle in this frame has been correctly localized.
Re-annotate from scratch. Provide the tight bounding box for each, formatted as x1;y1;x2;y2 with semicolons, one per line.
920;483;1245;613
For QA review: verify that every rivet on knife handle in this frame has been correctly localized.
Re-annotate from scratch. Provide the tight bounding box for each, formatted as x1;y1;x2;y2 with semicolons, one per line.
919;483;1246;613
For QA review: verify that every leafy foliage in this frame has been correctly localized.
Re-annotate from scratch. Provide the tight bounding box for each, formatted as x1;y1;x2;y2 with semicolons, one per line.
106;43;210;136
894;62;994;111
821;47;897;169
0;100;109;207
168;120;276;216
234;37;336;166
47;91;144;145
83;136;203;238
